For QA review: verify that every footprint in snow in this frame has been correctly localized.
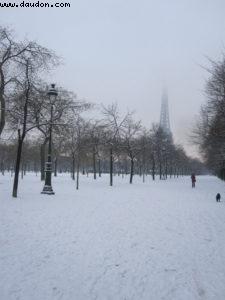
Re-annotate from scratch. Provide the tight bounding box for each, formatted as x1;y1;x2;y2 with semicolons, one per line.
204;238;212;242
164;268;177;272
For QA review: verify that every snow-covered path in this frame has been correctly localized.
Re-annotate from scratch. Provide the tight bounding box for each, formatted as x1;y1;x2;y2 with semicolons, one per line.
1;174;225;300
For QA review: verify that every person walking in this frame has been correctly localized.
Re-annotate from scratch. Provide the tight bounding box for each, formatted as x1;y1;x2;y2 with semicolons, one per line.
191;173;196;188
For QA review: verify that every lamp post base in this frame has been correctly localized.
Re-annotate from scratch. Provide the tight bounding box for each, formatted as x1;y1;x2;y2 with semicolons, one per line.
41;185;55;195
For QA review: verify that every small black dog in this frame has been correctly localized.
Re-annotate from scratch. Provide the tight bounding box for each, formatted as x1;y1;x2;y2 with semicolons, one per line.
216;193;221;202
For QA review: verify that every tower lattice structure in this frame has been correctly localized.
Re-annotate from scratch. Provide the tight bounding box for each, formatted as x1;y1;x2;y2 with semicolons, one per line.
160;89;172;136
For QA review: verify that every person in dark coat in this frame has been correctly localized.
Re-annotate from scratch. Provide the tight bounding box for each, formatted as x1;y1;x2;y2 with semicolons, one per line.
216;193;221;202
191;173;196;188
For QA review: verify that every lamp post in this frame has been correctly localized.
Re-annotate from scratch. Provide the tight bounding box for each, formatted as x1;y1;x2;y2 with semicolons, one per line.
41;84;58;195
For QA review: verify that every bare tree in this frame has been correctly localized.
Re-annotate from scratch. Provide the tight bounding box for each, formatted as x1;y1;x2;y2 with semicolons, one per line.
65;116;88;189
102;103;130;186
121;115;142;184
193;54;225;179
0;26;57;136
8;42;57;197
85;120;105;179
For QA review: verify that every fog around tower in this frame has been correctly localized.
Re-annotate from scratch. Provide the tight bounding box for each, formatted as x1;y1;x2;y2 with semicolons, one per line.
1;0;225;158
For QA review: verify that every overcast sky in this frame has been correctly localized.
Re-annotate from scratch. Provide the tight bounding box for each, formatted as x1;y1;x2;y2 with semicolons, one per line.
1;0;225;157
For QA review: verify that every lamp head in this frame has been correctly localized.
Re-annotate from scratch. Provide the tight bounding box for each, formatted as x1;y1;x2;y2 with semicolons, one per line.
47;84;58;97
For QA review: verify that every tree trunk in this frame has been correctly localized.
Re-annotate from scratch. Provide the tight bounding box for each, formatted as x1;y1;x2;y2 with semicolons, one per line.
0;71;6;136
12;138;23;198
76;156;80;190
34;162;38;176
72;155;75;180
40;140;47;181
159;160;162;180
110;147;113;186
130;158;134;184
93;149;96;179
152;156;155;181
54;157;57;177
21;162;24;179
98;159;101;177
139;165;142;177
1;161;5;175
170;166;172;178
165;159;168;179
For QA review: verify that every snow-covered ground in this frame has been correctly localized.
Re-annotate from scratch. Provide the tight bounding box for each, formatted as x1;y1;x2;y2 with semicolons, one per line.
0;173;225;300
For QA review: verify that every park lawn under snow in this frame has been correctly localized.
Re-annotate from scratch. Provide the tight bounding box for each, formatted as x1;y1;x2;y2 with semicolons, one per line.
0;173;225;300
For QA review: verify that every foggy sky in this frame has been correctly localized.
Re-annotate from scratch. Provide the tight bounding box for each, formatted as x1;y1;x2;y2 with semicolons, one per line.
1;0;225;157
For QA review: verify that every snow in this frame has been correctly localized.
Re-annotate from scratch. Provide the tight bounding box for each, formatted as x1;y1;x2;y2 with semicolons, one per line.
1;173;225;300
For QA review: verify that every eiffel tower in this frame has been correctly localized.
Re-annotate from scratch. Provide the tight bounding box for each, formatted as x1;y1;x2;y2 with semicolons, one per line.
160;88;172;137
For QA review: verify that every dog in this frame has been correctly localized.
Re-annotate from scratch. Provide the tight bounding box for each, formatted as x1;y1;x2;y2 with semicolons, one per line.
216;193;221;202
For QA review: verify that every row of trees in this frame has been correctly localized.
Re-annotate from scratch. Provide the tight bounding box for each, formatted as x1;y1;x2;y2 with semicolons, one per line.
194;54;225;180
0;110;203;187
0;25;204;197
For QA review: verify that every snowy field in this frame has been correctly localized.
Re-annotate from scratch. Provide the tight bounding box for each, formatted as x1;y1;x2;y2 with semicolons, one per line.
1;173;225;300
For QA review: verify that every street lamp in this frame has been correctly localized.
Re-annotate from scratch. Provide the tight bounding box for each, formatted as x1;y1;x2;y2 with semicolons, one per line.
162;146;166;180
41;84;58;195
